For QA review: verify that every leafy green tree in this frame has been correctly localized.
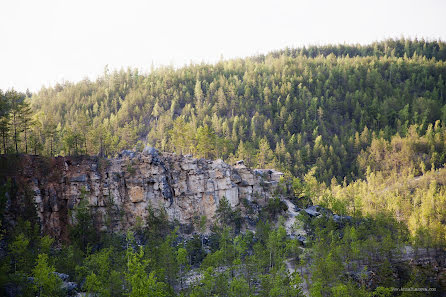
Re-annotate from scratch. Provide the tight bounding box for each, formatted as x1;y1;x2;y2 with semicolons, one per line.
264;268;304;297
235;140;256;167
169;116;196;155
77;112;92;154
256;137;276;168
28;113;45;155
158;229;179;288
215;196;234;226
39;235;54;255
125;246;167;297
7;90;25;153
229;277;251;297
32;253;62;297
69;189;97;252
18;98;34;154
9;233;32;274
194;80;204;102
266;225;287;269
84;272;102;296
77;247;123;297
0;90;11;154
176;247;189;289
42;115;58;156
196;124;216;159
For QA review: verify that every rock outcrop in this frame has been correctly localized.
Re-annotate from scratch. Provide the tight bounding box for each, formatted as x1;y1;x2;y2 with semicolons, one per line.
1;150;283;240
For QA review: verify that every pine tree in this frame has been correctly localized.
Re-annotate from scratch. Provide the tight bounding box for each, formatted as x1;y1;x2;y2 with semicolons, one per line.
32;254;62;297
18;99;34;154
196;125;216;159
125;246;168;297
256;137;276;168
169;116;189;154
43;115;58;156
0;90;10;154
7;90;25;154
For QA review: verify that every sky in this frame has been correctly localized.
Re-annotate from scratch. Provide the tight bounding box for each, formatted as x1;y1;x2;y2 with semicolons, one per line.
1;0;445;92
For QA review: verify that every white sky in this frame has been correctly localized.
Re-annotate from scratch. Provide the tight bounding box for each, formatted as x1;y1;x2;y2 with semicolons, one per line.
1;0;445;92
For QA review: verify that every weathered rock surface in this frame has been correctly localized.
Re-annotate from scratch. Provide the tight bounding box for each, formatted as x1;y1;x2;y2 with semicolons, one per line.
1;151;283;240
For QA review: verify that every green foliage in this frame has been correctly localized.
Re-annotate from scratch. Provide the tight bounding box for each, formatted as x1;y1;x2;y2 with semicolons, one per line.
9;233;31;273
169;116;195;155
263;197;287;220
0;178;11;220
176;247;189;289
185;235;206;265
0;38;438;186
214;196;242;232
32;253;63;297
201;249;225;269
229;277;251;297
75;247;123;297
1;38;446;296
157;229;179;288
371;286;393;297
256;137;276;169
0;90;35;154
260;268;304;297
69;188;97;252
126;160;136;175
144;202;170;241
125;246;168;297
189;267;214;297
266;226;287;270
196;125;216;159
357;123;445;178
54;245;83;282
39;235;54;255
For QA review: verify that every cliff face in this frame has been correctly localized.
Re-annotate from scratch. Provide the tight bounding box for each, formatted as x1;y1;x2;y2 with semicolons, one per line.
2;149;282;240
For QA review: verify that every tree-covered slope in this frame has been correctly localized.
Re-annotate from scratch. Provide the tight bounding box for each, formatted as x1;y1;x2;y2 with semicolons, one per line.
1;38;446;296
2;38;446;184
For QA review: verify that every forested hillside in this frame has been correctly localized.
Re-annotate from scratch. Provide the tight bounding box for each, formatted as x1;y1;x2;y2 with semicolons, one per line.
2;38;445;184
1;38;446;296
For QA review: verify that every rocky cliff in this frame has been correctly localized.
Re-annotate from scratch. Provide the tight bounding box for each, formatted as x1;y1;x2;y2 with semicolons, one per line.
1;149;283;240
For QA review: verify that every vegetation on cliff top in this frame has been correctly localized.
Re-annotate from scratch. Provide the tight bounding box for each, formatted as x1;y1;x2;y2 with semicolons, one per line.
1;38;445;184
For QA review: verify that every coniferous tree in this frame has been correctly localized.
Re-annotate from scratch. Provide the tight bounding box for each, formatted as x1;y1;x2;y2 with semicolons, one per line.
0;90;11;154
196;125;216;159
7;90;25;154
18;99;34;154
